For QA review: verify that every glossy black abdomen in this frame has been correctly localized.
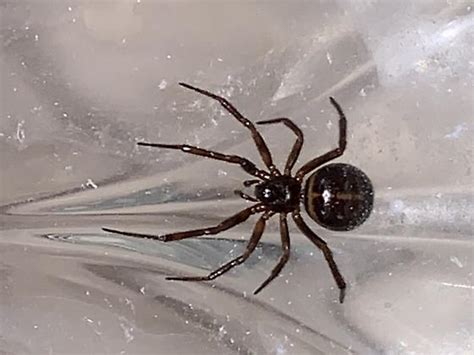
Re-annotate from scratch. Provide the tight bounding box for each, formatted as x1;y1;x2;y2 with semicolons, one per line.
304;163;374;231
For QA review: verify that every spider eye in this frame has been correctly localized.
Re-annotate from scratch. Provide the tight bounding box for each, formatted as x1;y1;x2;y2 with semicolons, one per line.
260;187;278;202
305;163;374;231
262;188;273;198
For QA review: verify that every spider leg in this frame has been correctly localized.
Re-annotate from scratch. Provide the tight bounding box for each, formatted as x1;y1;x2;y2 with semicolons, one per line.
103;204;265;242
295;97;347;180
292;211;346;303
234;189;258;202
138;142;270;180
253;213;290;295
179;82;280;175
166;211;273;282
256;118;304;175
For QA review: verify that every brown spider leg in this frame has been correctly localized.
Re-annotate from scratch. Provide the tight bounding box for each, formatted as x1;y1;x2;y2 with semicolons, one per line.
256;118;304;175
253;213;290;295
179;82;280;176
292;211;346;303
243;179;260;187
166;210;274;282
137;142;270;180
103;204;265;242
295;97;347;180
234;190;258;202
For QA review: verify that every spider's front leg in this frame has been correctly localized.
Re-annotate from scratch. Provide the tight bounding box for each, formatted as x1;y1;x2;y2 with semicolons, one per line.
166;210;274;283
179;82;281;176
137;142;270;180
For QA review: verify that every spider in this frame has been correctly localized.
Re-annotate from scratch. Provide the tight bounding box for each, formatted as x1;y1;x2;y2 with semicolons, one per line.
103;82;374;303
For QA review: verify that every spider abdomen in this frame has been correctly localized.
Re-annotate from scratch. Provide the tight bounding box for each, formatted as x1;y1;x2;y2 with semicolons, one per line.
304;163;374;231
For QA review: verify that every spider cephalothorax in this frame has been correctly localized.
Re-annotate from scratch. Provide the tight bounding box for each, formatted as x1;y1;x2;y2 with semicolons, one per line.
254;176;301;212
103;82;374;303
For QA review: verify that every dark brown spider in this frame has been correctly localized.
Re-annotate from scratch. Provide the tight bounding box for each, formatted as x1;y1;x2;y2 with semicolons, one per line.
103;82;374;303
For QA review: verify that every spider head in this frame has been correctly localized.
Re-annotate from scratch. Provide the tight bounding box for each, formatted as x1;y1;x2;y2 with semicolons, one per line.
255;176;301;212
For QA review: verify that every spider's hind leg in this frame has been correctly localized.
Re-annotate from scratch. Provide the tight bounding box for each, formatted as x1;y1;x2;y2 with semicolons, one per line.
166;211;273;283
292;211;347;303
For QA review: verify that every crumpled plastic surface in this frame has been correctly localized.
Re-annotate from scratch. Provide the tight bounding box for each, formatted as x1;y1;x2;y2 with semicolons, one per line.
1;1;472;354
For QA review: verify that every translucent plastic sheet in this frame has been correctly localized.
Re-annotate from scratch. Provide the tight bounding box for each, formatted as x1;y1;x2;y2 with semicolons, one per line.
1;1;472;354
